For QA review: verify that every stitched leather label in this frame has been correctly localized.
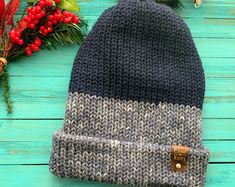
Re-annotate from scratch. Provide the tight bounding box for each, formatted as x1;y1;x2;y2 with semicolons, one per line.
171;145;190;172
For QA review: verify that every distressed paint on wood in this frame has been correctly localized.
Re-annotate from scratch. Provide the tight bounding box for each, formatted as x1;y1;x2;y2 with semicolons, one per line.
0;165;235;187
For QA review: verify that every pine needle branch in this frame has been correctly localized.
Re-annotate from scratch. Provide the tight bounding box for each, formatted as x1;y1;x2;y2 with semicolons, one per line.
41;19;87;49
1;66;12;114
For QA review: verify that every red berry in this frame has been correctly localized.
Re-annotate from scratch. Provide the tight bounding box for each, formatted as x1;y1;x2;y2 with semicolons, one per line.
34;39;42;47
32;45;39;52
64;17;72;24
54;14;59;20
47;27;53;32
53;19;58;24
27;7;32;13
48;15;53;21
14;37;20;42
41;11;46;17
33;20;39;24
57;13;62;20
36;6;41;13
29;23;35;29
47;21;53;27
72;17;79;24
36;13;42;19
42;29;48;36
54;0;60;3
27;17;32;23
45;0;52;6
26;50;32;56
23;16;29;22
31;7;36;14
9;30;15;36
30;44;36;48
39;1;45;7
40;26;45;31
59;17;64;22
56;8;61;13
63;11;69;17
18;39;24;45
28;14;35;21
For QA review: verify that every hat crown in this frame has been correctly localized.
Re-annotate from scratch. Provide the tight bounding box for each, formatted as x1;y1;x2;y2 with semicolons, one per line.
70;1;205;109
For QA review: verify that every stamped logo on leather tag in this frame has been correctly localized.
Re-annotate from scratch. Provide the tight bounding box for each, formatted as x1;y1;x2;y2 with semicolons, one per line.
171;145;190;172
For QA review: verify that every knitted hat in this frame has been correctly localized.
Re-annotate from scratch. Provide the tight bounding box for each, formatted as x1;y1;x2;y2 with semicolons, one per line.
49;0;210;186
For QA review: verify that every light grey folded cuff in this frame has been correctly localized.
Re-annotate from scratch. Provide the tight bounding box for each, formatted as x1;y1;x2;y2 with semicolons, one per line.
49;129;210;187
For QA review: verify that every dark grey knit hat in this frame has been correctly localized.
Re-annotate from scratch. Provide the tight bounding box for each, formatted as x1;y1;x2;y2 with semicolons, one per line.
49;0;210;186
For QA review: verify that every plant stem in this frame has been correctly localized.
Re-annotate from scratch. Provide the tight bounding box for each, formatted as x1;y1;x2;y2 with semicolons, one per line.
1;65;12;114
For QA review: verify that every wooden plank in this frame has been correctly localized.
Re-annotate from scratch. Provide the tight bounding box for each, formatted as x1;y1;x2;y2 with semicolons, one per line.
186;18;235;38
16;0;235;19
5;38;235;62
1;94;235;119
1;119;235;141
13;15;235;39
1;78;235;117
0;164;234;187
8;47;76;77
195;38;235;58
203;119;235;140
8;55;235;78
83;16;235;38
14;3;235;39
1;77;235;99
203;58;235;78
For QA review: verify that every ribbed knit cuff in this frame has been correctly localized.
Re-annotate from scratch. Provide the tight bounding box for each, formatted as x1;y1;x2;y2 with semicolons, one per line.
49;130;210;187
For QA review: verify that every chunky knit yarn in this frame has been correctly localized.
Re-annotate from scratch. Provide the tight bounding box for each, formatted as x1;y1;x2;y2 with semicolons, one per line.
49;0;210;186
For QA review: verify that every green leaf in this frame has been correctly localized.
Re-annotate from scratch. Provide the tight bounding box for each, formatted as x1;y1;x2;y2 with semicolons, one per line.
57;0;80;12
27;0;38;5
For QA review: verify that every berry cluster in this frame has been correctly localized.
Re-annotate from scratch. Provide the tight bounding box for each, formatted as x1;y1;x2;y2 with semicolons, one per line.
23;6;46;29
40;9;80;36
61;11;80;24
38;0;54;8
8;0;80;56
22;0;62;30
25;38;42;56
9;29;24;45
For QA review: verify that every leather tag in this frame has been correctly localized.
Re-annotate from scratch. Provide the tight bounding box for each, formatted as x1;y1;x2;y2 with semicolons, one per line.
171;145;190;172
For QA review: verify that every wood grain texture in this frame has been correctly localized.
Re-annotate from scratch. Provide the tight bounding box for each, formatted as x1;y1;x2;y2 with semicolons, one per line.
0;0;235;186
0;165;235;187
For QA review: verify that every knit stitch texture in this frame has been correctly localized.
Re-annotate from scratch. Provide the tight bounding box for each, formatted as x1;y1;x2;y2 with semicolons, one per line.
49;0;210;186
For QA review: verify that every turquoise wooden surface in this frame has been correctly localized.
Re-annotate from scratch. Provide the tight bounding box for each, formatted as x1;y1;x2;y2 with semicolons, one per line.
0;0;235;186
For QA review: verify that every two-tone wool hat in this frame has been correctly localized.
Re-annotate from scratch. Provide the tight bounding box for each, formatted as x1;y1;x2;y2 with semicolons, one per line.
49;0;210;186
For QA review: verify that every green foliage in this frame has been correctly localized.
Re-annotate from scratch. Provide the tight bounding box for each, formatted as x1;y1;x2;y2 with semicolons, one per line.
1;66;12;114
57;0;80;12
42;20;87;49
27;0;80;12
27;0;38;5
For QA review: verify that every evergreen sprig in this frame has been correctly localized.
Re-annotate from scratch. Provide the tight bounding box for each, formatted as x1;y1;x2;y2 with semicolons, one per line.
1;66;12;114
42;19;87;49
